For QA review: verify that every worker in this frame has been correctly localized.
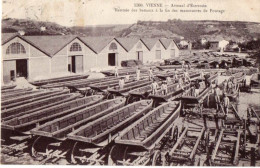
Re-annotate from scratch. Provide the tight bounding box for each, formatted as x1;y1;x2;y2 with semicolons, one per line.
136;67;140;81
204;73;210;87
166;76;172;85
200;70;205;80
194;80;200;97
177;78;184;90
125;73;130;82
114;66;119;77
214;85;221;111
183;70;190;83
161;81;168;95
148;68;153;81
223;93;230;115
223;79;228;93
151;79;159;95
185;63;189;70
119;77;125;89
227;78;233;93
190;82;195;96
181;60;185;69
232;78;237;92
187;62;191;70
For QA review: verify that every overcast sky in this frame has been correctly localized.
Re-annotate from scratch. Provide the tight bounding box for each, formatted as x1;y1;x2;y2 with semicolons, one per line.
2;0;260;27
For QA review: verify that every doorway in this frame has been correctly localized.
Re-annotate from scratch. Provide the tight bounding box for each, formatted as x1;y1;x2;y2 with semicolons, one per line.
72;56;76;73
68;55;83;73
108;53;116;66
137;51;143;62
16;59;28;78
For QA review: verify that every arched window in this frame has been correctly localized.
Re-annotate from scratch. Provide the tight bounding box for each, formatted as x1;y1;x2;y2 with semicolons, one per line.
70;42;82;51
6;42;26;54
109;42;117;50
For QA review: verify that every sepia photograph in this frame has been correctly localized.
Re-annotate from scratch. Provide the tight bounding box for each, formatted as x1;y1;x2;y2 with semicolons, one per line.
1;0;260;166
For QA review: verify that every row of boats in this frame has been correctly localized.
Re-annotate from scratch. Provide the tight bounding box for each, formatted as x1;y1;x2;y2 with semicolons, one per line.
1;67;258;165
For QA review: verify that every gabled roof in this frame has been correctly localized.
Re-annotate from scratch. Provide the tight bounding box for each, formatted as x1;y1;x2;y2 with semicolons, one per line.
79;36;115;53
160;38;180;50
115;37;140;51
141;38;160;50
23;35;77;56
160;38;171;49
2;33;18;44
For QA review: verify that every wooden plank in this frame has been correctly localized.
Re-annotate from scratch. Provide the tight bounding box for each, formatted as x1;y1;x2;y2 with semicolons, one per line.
169;127;188;155
211;129;224;161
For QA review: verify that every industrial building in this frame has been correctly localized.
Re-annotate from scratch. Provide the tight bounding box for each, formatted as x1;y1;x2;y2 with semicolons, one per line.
1;33;179;84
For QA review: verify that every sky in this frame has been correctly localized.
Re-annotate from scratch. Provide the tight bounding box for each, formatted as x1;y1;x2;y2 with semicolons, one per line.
2;0;260;27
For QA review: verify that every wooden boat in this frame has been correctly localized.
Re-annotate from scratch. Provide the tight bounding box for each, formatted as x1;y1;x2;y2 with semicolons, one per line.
108;102;181;166
41;76;118;89
89;78;139;93
1;91;75;120
67;100;153;146
66;77;120;89
1;88;36;100
107;79;152;97
31;98;126;140
1;90;39;101
181;83;211;104
149;83;190;106
101;68;148;76
30;74;89;86
1;89;69;110
115;101;181;149
1;85;17;90
1;87;33;95
2;94;79;121
2;95;104;132
129;84;157;99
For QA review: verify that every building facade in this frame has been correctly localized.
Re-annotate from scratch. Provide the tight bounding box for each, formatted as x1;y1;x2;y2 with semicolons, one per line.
2;34;180;84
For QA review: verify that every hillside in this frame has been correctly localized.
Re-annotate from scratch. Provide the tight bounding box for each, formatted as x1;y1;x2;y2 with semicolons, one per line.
118;20;260;42
2;18;260;42
2;18;83;36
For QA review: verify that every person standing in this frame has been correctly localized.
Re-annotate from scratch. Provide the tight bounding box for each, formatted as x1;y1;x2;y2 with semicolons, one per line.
184;70;190;83
161;81;168;95
166;76;172;85
223;93;230;115
177;78;184;90
204;73;210;87
136;67;140;81
227;78;233;93
119;77;125;89
148;68;153;81
151;80;159;95
200;70;204;80
114;66;119;77
194;80;200;97
125;73;130;82
173;72;178;82
223;79;228;93
181;60;185;69
214;85;221;111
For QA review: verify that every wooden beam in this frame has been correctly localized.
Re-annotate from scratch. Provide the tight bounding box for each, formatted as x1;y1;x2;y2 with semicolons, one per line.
189;127;205;160
211;129;224;161
169;126;188;155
